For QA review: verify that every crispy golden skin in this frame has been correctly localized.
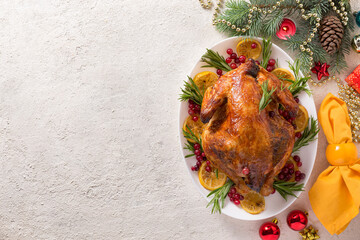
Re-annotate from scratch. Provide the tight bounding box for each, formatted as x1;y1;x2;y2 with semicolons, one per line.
200;59;299;196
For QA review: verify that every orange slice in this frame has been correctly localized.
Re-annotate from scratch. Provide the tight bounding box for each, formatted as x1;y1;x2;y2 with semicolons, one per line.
182;115;207;143
272;68;295;88
193;71;218;93
236;39;262;60
198;162;227;191
240;190;265;214
294;105;309;133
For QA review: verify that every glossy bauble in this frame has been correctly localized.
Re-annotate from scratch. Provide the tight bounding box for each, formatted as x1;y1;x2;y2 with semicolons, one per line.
259;222;280;240
287;210;308;231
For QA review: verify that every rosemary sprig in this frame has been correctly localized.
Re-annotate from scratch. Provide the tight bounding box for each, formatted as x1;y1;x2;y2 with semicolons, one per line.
293;117;319;153
287;60;312;96
260;37;272;69
201;49;232;72
207;179;234;214
273;180;304;201
259;80;276;112
179;76;204;106
182;126;203;152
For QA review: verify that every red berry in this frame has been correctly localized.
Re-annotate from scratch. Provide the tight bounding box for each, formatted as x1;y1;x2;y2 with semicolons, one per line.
293;155;300;162
278;109;284;115
226;57;232;63
295;176;301;182
227;48;233;55
230;53;237;59
282;167;289;174
194;149;201;156
251;43;257;49
287;163;294;169
202;152;206;157
234;199;240;205
194;143;201;150
239;55;246;63
295;132;302;138
196;155;203;161
216;69;223;75
234;193;240;200
289;169;294;175
194;105;201;111
272;189;276;194
266;65;275;72
228;192;233;198
294;97;300;103
230;187;236;194
189;103;195;110
188;109;195;116
239;194;244;200
255;60;260;65
194;166;199;171
230;197;234;202
205;166;212;172
191;166;196;171
268;59;276;66
283;111;288;118
196;161;201;167
285;175;292;181
242;167;250;175
295;170;301;177
188;99;194;105
300;173;306;179
278;173;285;180
192;116;198;122
206;160;211;166
297;161;302;167
230;63;237;69
234;58;240;63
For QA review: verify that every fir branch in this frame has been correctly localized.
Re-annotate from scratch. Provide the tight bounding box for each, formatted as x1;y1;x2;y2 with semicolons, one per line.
293;117;319;153
287;60;311;96
179;76;203;106
262;11;284;37
260;37;272;69
207;179;234;214
259;80;276;112
273;180;304;201
201;49;232;72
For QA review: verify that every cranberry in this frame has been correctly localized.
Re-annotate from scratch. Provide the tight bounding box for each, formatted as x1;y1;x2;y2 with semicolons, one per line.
255;60;260;65
242;167;250;175
205;166;212;172
230;53;237;59
266;65;275;72
235;58;240;63
191;166;196;171
282;167;289;174
300;173;306;179
285;175;292;181
234;193;240;200
294;97;300;103
239;55;246;63
228;192;233;198
230;63;237;69
194;166;199;171
295;176;301;182
189;103;195;110
227;48;233;55
216;69;223;75
287;163;294;169
194;143;200;150
278;173;285;180
192;116;198;122
293;155;300;162
239;194;244;200
272;189;276;194
295;170;301;177
269;111;275;118
196;155;203;161
188;109;195;116
188;99;194;105
230;197;234;202
226;57;232;63
278;109;284;115
289;169;294;175
295;132;302;138
230;187;236;194
268;59;276;66
234;199;240;205
251;43;257;49
194;149;201;156
202;152;206;157
297;161;302;167
196;161;202;167
206;160;211;166
292;123;297;129
282;111;288;118
194;104;201;111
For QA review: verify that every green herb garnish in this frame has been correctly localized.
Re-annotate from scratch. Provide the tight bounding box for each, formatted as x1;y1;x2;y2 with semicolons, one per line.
260;37;272;69
287;59;312;96
259;80;277;112
293;117;319;153
273;180;304;201
201;49;232;72
179;76;204;106
207;179;234;214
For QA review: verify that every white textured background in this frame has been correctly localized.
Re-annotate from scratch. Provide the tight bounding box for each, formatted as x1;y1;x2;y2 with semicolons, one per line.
0;0;360;239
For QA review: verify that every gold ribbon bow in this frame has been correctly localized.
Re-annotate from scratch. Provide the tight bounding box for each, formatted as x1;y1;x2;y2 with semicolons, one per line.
309;93;360;235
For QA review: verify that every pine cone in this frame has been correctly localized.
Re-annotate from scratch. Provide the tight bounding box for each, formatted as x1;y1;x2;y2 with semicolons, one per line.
319;15;344;55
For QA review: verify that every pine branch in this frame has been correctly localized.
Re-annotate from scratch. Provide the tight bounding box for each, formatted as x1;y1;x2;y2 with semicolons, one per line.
293;117;319;153
207;179;234;214
201;49;232;72
273;180;304;201
179;77;204;106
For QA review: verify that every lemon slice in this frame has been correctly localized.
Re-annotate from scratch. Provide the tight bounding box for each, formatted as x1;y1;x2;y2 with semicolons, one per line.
240;190;265;214
193;71;218;93
236;39;262;60
272;68;295;88
294;105;309;133
182;115;207;143
198;162;227;191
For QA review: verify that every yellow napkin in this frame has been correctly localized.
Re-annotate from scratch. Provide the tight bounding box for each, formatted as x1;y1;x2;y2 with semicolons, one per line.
309;93;360;235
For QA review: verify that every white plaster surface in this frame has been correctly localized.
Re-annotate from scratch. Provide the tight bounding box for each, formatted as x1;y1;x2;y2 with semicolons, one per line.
0;0;360;239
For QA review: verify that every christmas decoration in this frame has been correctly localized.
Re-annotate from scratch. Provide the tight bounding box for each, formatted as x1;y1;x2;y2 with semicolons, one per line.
202;0;354;77
345;64;360;94
352;34;360;52
287;210;308;231
319;15;344;55
259;219;280;240
300;225;320;240
276;18;296;40
311;62;330;81
354;11;360;27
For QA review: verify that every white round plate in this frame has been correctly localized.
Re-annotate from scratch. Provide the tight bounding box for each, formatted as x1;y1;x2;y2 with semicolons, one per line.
179;37;318;220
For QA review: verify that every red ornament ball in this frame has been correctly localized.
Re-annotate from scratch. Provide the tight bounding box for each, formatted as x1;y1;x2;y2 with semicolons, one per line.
259;222;280;240
287;210;308;231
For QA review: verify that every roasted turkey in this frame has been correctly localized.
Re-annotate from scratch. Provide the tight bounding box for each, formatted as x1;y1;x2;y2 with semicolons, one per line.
200;59;299;196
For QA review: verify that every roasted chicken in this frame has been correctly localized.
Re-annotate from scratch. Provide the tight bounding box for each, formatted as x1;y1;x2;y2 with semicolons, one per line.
200;59;299;196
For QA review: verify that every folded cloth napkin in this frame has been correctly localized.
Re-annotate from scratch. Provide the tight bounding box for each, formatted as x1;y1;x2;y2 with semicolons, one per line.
309;93;360;235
